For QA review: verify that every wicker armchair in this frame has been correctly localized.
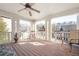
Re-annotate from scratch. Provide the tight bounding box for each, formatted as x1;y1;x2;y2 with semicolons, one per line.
69;30;79;44
69;30;79;50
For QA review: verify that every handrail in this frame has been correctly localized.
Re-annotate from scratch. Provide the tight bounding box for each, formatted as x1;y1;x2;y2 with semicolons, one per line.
19;31;46;41
35;31;46;40
0;32;11;44
54;31;70;41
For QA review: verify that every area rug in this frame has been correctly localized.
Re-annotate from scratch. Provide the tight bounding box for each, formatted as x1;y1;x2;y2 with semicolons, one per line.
0;44;16;56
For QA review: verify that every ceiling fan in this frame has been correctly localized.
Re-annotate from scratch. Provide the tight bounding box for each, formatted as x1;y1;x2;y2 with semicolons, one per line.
18;3;40;16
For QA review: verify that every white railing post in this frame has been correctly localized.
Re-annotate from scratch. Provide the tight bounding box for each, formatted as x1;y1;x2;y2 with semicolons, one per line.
0;32;12;44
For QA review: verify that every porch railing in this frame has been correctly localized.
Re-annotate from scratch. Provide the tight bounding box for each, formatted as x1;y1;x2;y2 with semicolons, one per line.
53;31;70;41
0;31;71;44
19;32;30;41
35;31;46;40
19;31;46;41
0;32;11;44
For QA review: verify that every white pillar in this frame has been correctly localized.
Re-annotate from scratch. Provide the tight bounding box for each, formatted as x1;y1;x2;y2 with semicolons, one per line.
31;21;35;31
77;15;79;30
30;21;36;40
11;19;15;42
16;19;20;38
45;20;47;40
45;19;52;41
11;18;20;42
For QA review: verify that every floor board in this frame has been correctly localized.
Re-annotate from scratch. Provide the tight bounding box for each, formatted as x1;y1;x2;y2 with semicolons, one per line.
6;40;79;56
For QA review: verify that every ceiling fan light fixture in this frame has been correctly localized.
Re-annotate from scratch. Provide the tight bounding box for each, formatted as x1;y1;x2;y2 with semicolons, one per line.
18;3;40;16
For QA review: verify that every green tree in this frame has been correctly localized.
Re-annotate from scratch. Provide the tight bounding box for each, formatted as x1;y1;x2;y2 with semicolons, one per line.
0;17;6;32
0;17;7;43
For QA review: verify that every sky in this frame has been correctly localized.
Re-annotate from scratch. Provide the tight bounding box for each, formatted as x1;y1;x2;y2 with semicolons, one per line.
51;14;77;24
20;20;31;26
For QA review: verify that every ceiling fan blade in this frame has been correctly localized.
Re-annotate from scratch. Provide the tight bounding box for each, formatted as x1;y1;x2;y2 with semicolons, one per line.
29;3;35;6
0;16;10;19
30;7;40;13
29;11;32;16
18;8;26;12
19;3;25;6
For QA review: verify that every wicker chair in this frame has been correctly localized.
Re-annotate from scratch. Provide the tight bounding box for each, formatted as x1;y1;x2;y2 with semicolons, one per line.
69;30;79;50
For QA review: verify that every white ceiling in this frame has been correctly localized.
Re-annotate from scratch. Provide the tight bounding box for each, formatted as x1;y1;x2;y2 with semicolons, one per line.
0;3;79;20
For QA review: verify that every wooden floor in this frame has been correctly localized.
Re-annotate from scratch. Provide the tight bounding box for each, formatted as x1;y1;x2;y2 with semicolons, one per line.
7;40;79;56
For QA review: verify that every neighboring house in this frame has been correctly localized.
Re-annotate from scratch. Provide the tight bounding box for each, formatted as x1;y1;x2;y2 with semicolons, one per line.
52;21;76;41
53;21;76;32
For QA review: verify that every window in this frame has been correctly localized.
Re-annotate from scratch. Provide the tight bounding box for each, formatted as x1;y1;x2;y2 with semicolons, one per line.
19;20;31;32
35;20;45;32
